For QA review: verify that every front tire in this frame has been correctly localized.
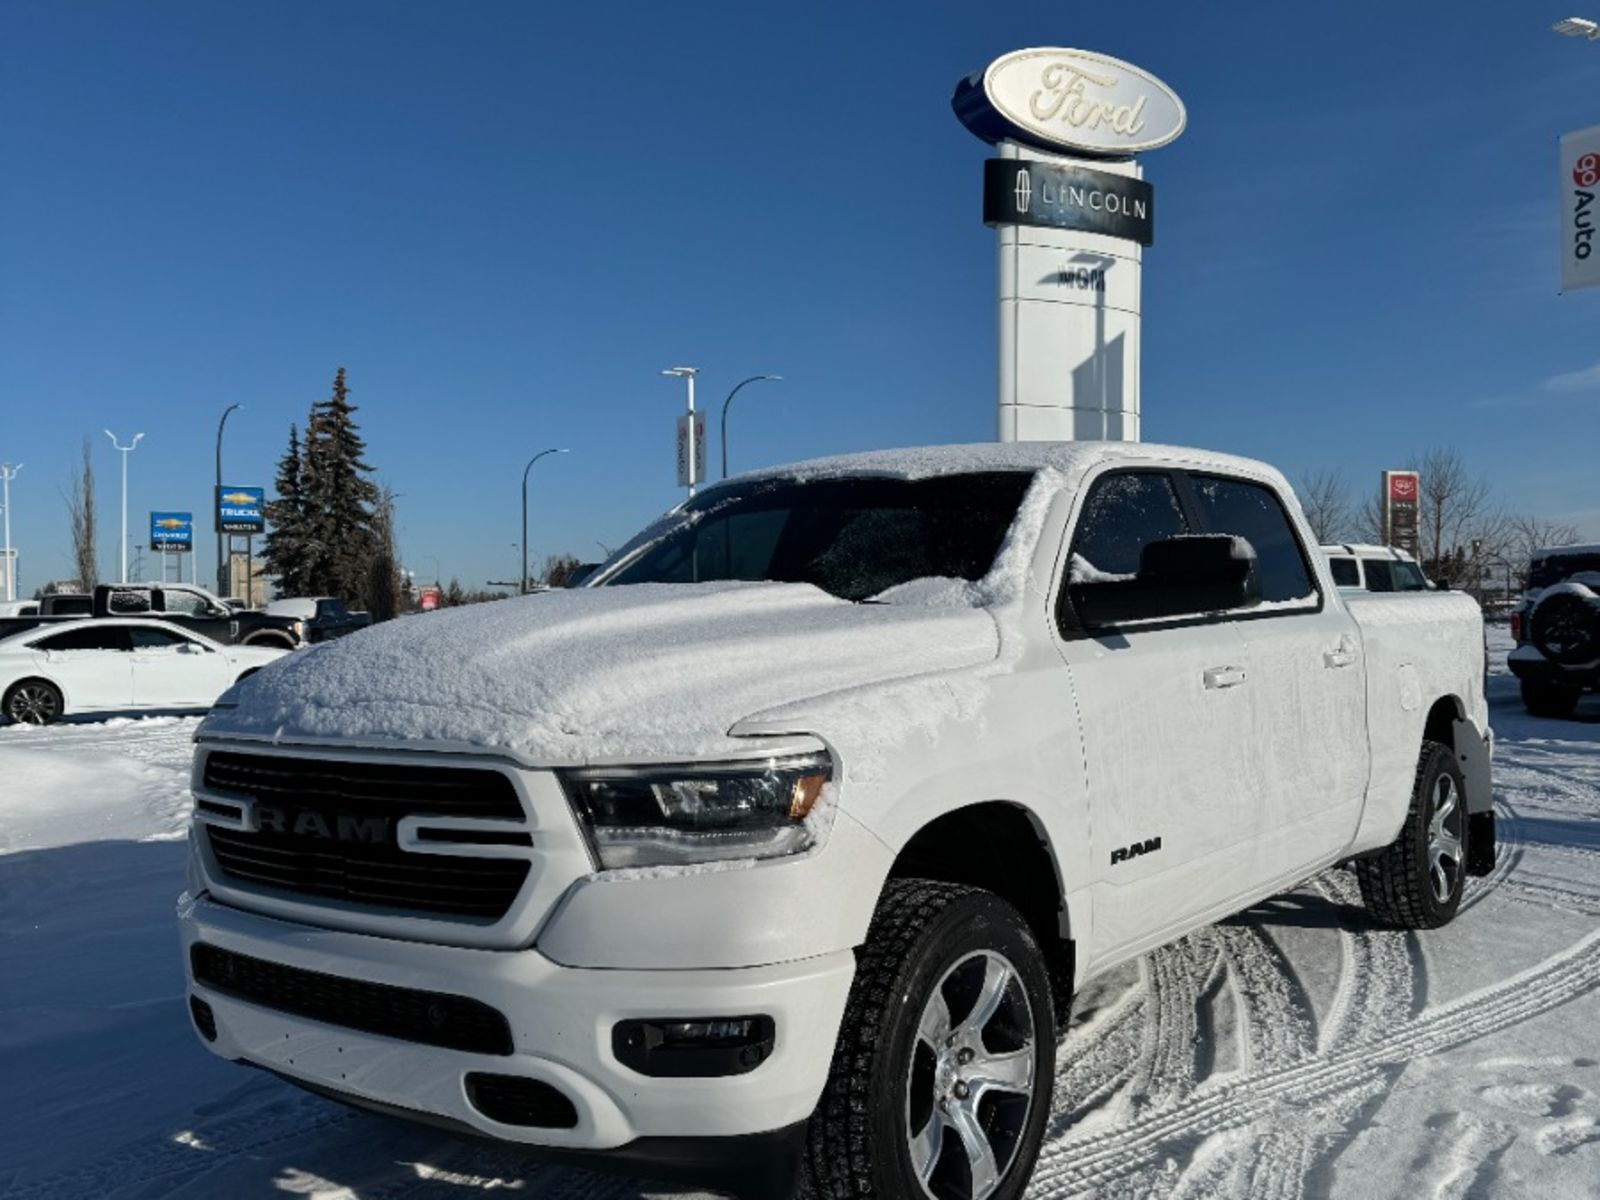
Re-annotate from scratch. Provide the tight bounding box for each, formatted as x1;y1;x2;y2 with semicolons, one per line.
3;678;64;726
1521;680;1582;719
1356;740;1469;929
804;880;1054;1200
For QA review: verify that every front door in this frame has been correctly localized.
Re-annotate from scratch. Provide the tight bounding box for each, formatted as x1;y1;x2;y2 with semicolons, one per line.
1051;468;1260;965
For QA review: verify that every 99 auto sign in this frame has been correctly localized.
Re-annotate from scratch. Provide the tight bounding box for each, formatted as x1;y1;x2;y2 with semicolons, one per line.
1561;123;1600;293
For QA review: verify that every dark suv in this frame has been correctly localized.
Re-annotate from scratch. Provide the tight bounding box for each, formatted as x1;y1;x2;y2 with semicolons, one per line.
1509;544;1600;717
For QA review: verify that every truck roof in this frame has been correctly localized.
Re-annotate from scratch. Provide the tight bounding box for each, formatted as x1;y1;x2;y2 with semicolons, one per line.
1533;543;1600;559
723;440;1287;490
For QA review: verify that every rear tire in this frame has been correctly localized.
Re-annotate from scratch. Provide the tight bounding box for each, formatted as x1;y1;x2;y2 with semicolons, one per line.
1356;740;1469;929
3;678;64;726
1521;680;1582;719
803;880;1055;1200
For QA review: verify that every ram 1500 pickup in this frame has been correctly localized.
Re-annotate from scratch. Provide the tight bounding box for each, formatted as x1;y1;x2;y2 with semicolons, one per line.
179;441;1492;1200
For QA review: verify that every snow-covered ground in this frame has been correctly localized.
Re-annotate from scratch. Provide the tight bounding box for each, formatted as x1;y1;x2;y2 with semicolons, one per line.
2;626;1597;1199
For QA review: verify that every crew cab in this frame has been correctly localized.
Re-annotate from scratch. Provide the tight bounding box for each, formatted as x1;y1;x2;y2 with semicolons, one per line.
1508;542;1600;717
178;442;1491;1200
0;584;307;649
263;596;371;643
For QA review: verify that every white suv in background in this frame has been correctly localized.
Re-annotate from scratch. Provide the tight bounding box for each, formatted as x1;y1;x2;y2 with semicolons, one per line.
1321;543;1434;592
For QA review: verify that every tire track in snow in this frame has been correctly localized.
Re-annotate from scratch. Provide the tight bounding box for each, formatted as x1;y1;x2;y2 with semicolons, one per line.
1028;925;1600;1196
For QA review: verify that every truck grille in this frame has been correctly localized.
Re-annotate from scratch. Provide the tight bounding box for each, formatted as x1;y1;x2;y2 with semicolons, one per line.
191;943;514;1055
202;752;530;920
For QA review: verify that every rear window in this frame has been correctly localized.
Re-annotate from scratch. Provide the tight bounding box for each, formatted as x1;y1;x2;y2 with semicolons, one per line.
1329;557;1360;587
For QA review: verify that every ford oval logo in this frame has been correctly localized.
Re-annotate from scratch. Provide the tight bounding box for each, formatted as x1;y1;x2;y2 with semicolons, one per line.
976;48;1186;156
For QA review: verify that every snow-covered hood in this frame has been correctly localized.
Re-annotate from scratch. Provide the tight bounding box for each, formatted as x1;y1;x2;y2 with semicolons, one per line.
201;581;1001;764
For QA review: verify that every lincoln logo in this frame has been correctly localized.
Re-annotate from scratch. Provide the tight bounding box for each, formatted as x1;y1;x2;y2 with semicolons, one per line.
255;804;392;844
1014;168;1032;213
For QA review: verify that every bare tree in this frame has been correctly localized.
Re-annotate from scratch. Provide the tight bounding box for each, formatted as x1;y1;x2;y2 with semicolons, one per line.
1297;469;1352;543
363;486;406;622
1504;514;1584;585
1399;447;1508;587
63;437;98;589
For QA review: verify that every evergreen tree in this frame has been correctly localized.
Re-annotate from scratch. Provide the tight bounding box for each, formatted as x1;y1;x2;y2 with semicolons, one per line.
445;577;466;607
262;424;311;597
301;368;379;602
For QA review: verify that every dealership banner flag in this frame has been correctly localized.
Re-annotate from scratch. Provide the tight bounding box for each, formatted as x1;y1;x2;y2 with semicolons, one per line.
1561;123;1600;294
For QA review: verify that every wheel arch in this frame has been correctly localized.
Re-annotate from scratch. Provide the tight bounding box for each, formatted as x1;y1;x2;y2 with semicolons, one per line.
241;631;296;650
2;674;70;720
887;800;1076;1016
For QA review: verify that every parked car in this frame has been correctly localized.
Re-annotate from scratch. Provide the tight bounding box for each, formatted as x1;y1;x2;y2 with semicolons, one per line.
263;596;371;643
0;619;286;725
1508;542;1600;717
0;584;307;649
0;600;40;618
179;442;1491;1200
1321;543;1434;592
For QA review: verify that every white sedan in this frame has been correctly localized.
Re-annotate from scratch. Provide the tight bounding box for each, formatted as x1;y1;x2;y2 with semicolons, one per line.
0;619;286;725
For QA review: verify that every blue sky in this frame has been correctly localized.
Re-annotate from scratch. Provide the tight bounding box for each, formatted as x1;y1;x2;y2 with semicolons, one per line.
2;1;1597;593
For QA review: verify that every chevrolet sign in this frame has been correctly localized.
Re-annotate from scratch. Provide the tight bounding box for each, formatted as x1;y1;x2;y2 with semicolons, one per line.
215;485;266;534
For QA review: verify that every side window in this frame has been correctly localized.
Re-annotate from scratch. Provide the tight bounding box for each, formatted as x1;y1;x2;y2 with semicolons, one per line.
1189;476;1315;603
161;590;208;617
37;626;130;652
1067;471;1189;578
1329;557;1360;587
1363;560;1396;592
127;627;191;650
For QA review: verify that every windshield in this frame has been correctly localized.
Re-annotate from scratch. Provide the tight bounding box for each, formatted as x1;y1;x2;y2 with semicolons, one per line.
599;472;1034;602
1364;558;1430;592
1530;553;1600;591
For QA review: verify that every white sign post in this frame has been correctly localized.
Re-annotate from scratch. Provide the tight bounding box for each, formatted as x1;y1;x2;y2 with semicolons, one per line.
676;411;706;490
954;48;1186;443
0;549;16;604
1561;123;1600;293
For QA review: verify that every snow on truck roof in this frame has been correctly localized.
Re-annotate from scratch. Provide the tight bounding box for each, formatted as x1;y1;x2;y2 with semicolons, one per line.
1533;543;1600;558
720;441;1288;490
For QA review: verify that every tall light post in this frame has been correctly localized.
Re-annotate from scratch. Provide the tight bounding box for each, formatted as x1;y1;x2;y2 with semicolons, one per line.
661;366;700;497
215;403;241;597
104;430;144;583
521;448;568;595
719;374;782;479
0;462;21;601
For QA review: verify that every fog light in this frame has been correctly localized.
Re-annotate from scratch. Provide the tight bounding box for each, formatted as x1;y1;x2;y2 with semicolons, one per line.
190;995;218;1042
612;1015;776;1077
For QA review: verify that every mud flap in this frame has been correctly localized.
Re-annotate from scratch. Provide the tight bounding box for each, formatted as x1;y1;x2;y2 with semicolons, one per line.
1467;812;1496;877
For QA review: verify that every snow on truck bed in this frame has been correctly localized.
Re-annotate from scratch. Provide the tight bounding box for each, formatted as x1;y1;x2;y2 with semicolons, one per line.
4;627;1600;1198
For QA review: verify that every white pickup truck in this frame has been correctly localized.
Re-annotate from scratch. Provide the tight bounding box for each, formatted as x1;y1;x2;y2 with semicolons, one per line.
178;442;1492;1200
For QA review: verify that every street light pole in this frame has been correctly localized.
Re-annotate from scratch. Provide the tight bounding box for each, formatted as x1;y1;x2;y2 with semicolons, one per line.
521;448;569;595
0;462;21;601
104;430;144;583
215;403;241;597
719;374;782;479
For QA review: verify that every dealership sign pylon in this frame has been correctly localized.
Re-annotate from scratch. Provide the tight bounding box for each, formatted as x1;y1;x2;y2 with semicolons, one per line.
954;48;1185;442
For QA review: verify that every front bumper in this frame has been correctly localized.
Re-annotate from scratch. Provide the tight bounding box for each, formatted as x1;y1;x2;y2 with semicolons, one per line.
178;890;854;1153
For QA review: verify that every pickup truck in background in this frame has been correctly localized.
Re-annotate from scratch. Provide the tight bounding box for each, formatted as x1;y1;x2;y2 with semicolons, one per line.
0;584;308;649
263;596;371;643
179;441;1491;1200
1509;542;1600;717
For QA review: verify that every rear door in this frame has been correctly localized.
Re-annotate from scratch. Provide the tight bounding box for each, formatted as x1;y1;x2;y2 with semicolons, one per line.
1185;473;1368;874
32;625;133;710
127;626;230;707
1053;468;1259;959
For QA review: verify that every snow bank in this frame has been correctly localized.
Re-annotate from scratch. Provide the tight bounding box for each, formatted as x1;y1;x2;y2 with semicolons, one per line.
203;581;1000;764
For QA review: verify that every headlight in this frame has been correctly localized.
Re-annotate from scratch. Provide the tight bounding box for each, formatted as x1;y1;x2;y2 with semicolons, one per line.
560;754;832;870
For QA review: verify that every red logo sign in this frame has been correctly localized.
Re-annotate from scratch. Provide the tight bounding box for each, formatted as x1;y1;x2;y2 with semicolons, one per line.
1389;474;1418;502
1575;153;1600;189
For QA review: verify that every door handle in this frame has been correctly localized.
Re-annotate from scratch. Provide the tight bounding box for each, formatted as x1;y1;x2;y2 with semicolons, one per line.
1203;665;1247;689
1324;636;1359;669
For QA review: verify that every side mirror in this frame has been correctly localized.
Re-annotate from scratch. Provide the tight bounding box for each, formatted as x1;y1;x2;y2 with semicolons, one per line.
1070;535;1261;629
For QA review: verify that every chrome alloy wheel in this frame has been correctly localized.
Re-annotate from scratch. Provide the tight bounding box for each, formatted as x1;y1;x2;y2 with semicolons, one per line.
6;683;60;725
906;950;1037;1200
1426;773;1464;904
